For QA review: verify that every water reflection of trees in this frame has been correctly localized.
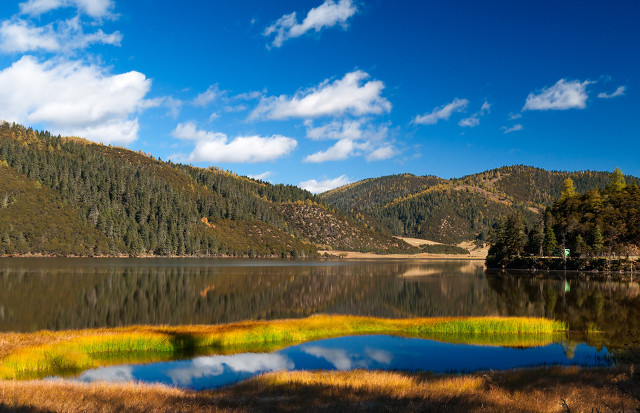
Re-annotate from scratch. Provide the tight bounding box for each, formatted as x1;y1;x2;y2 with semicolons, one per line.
0;260;638;349
487;272;640;348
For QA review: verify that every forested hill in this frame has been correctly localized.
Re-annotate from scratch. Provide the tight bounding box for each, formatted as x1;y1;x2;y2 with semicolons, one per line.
0;122;414;257
320;166;640;244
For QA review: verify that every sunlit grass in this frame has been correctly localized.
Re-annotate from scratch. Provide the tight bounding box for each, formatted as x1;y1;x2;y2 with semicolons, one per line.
0;367;633;413
0;315;566;380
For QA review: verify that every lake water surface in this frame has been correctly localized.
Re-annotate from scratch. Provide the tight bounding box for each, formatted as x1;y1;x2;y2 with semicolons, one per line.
1;258;637;347
1;258;637;388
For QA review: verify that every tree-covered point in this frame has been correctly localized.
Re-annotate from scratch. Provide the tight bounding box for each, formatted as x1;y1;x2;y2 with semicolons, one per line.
486;169;640;268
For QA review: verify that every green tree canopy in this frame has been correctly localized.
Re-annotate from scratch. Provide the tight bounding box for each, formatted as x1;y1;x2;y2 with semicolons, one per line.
560;178;577;200
607;168;626;192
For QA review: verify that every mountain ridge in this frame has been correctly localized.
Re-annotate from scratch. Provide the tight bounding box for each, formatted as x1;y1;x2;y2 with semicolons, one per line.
320;165;640;244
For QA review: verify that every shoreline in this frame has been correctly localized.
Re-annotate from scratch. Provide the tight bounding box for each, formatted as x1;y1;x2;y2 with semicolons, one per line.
319;250;486;260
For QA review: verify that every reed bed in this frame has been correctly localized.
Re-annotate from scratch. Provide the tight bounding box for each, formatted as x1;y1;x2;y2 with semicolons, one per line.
0;315;565;380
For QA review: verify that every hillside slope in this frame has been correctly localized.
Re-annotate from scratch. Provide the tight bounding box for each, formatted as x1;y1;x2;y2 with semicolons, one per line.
0;122;412;257
320;165;639;244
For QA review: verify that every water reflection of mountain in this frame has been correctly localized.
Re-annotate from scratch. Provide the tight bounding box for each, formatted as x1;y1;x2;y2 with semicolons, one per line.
0;259;638;349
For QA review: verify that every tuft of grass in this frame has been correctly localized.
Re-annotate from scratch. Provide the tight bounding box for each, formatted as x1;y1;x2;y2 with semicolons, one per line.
0;315;566;380
586;322;603;334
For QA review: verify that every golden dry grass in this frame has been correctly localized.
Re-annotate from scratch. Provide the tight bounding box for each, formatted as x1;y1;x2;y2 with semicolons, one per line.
0;367;636;412
0;315;565;380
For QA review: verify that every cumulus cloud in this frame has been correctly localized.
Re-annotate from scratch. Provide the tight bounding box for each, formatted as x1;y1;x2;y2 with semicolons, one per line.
366;145;398;161
264;0;357;47
0;55;152;144
0;17;121;53
299;175;351;193
598;85;626;99
304;118;364;141
523;79;591;111
172;122;297;163
502;124;523;134
303;119;397;163
413;98;469;125
19;0;115;19
251;70;391;120
458;100;490;128
304;138;363;162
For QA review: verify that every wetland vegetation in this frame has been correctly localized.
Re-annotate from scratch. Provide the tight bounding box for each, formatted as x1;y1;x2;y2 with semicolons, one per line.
0;315;564;380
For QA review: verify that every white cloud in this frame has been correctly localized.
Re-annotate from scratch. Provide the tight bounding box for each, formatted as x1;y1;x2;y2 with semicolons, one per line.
413;98;469;125
19;0;115;19
172;122;297;163
167;353;294;387
193;85;220;106
305;118;364;140
304;138;363;162
0;55;152;144
523;79;591;111
366;145;398;161
0;17;121;53
364;348;392;364
502;124;523;134
458;100;490;128
78;365;134;383
232;90;263;101
303;119;396;163
303;346;355;370
508;112;522;120
299;175;351;193
248;171;273;181
598;85;626;99
264;0;357;47
251;70;391;120
458;115;479;128
162;96;183;118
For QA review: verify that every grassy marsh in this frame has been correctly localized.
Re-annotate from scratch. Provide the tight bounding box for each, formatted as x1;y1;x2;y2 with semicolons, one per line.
0;315;566;379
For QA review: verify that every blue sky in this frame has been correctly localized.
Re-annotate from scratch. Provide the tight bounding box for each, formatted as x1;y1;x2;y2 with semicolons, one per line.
0;0;637;192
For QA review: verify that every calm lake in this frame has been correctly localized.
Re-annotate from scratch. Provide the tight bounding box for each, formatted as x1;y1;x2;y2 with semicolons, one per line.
1;258;637;388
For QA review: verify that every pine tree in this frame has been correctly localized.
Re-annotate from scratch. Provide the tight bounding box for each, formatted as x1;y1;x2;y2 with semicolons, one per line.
574;234;587;257
504;211;526;256
543;225;558;256
591;225;604;256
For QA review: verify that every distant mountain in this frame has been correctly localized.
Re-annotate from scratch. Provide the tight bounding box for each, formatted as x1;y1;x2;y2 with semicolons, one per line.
0;122;414;257
320;166;640;244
